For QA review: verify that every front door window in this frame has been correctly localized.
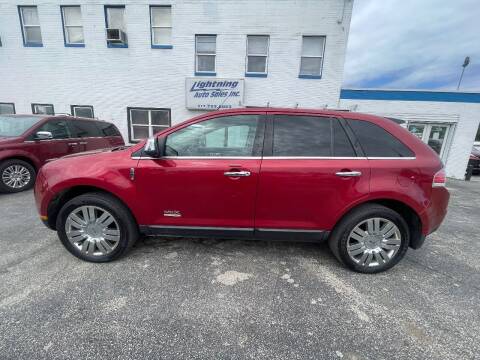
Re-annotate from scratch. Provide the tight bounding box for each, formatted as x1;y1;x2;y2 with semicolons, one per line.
165;115;260;157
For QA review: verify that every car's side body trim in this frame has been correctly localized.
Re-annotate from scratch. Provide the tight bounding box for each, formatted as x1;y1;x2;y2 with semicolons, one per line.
139;225;329;242
131;156;416;160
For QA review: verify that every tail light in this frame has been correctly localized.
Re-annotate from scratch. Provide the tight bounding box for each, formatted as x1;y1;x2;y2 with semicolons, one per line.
432;168;446;188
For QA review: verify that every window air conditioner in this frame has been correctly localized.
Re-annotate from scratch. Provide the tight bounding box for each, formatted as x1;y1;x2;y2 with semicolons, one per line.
106;28;127;43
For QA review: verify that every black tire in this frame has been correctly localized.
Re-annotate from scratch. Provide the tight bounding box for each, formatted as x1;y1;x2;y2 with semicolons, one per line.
0;159;36;193
328;204;410;273
56;192;139;262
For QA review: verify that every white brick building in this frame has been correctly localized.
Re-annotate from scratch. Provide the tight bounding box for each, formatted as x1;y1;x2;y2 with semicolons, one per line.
0;0;354;142
340;89;480;179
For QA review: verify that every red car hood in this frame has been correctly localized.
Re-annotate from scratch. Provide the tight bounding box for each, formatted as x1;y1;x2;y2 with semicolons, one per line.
0;136;21;145
56;146;131;161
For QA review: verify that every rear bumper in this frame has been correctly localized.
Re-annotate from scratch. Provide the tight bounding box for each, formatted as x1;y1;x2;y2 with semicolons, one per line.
419;187;450;239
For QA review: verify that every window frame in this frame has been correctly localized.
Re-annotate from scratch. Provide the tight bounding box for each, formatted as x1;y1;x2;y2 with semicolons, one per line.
70;105;94;118
150;5;173;49
18;6;43;47
0;103;16;115
299;35;326;79
127;107;171;143
344;118;416;159
60;5;85;48
195;34;217;76
31;103;54;115
104;5;128;48
164;114;265;158
262;114;360;158
245;35;269;77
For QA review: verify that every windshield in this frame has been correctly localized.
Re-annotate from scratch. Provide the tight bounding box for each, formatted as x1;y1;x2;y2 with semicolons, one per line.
0;116;42;137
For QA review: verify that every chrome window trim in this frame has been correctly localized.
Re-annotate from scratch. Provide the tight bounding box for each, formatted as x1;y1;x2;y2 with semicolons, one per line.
132;156;262;160
264;156;367;160
131;156;417;160
366;157;416;160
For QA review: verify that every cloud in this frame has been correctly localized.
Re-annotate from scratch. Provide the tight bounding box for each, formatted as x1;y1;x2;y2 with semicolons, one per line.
343;0;480;91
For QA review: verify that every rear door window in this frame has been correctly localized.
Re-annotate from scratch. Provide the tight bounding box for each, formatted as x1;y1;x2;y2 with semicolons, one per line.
346;119;414;157
68;120;102;138
96;121;121;137
333;119;356;157
273;115;331;156
272;115;355;157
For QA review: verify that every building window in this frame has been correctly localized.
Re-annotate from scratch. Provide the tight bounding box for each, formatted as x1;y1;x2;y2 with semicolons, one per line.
299;36;326;79
105;6;127;48
195;35;216;75
32;103;54;115
0;103;15;115
18;6;43;47
150;6;172;49
61;6;84;47
246;35;269;77
128;107;171;142
71;105;94;118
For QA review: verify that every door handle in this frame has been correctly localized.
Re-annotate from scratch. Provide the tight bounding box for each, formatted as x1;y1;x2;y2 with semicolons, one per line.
67;142;78;146
224;171;251;177
79;141;88;145
335;171;362;177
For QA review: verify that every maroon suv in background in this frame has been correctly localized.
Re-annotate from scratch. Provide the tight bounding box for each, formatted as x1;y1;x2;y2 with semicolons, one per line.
0;114;124;193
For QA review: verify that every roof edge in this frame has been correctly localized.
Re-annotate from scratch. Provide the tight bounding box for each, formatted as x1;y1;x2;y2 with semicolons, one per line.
340;89;480;103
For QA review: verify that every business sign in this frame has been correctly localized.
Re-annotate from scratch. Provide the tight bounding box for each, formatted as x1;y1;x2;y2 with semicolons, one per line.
186;78;244;110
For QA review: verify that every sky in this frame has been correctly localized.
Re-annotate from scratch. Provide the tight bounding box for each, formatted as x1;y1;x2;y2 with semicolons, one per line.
343;0;480;91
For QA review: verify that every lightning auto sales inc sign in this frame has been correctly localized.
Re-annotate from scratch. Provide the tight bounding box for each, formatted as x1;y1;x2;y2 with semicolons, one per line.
185;78;245;110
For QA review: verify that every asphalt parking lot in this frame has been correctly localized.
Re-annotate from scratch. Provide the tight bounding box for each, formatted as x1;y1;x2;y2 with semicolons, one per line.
0;179;479;360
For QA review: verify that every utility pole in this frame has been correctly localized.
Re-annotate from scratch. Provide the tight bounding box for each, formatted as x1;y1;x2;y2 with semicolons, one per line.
457;56;470;90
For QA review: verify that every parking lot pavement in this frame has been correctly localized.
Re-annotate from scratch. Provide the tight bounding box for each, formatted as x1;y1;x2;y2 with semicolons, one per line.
0;180;479;360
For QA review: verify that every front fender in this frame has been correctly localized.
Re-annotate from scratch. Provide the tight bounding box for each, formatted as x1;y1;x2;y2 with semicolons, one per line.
0;149;41;169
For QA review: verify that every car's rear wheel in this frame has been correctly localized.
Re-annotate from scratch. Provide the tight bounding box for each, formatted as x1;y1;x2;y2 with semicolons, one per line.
0;159;36;193
328;204;409;273
56;192;138;262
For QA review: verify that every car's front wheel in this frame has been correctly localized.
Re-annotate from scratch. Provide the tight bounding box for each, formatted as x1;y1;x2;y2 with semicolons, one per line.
56;192;139;262
328;204;410;273
0;159;36;193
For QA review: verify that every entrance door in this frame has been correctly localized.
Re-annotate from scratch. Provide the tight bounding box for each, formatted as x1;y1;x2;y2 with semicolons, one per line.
135;113;265;234
407;123;451;159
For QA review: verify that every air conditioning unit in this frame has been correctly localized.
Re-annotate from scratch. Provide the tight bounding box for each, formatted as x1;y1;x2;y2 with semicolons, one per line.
106;28;127;43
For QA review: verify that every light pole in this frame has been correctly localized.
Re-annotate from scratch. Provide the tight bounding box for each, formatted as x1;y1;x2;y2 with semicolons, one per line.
457;56;470;90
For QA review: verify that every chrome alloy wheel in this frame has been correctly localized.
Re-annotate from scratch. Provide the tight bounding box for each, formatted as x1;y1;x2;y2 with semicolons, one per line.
65;206;121;256
2;165;31;189
347;217;402;268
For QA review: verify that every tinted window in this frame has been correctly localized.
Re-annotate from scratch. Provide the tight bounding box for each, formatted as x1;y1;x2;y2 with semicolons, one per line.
97;122;121;137
273;115;331;156
36;120;70;139
333;120;355;157
68;120;102;138
346;119;414;157
165;115;260;157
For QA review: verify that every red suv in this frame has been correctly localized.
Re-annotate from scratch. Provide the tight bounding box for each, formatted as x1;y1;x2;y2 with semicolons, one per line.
0;114;124;193
34;108;449;273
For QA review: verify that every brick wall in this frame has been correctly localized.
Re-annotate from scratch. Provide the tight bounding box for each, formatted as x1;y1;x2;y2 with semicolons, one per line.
0;0;353;141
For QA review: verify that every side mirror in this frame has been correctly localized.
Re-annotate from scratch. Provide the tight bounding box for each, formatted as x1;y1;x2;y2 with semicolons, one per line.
143;136;165;158
35;131;53;140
